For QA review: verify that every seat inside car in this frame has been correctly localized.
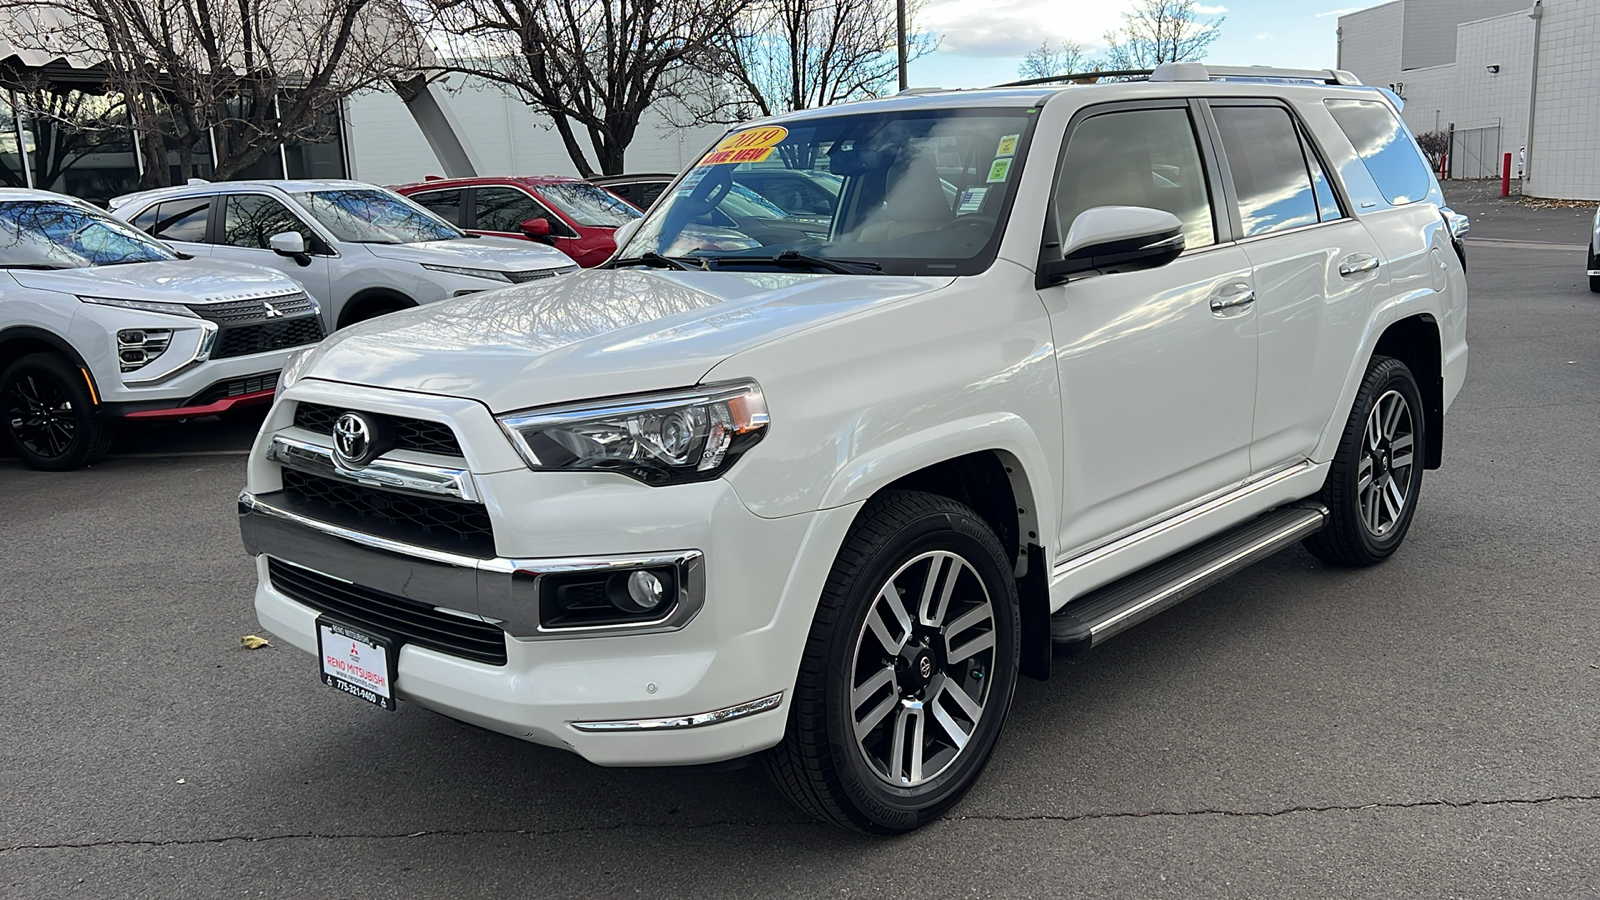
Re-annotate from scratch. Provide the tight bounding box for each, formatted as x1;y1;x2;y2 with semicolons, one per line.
852;154;955;242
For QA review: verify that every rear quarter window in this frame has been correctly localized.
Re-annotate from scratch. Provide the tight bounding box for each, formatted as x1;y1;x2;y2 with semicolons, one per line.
1324;98;1431;206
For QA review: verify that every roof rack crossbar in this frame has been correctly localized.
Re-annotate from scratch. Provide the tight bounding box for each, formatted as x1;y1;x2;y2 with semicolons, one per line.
991;64;1363;90
996;69;1154;88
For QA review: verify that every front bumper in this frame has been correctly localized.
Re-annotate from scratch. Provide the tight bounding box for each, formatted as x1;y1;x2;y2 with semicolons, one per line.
241;398;860;765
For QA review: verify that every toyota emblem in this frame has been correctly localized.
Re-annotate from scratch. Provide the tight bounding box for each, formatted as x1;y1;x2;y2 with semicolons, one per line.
332;412;375;467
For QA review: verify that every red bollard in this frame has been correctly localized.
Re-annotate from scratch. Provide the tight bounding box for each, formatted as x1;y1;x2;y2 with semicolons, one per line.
1501;152;1512;197
1439;152;1448;180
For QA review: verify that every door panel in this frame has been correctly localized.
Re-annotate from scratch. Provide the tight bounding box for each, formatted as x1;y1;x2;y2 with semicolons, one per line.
1044;103;1257;556
1043;248;1257;553
208;193;333;323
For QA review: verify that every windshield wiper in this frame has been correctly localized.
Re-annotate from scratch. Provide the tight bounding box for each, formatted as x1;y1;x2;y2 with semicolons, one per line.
607;252;695;271
0;262;76;270
702;251;882;275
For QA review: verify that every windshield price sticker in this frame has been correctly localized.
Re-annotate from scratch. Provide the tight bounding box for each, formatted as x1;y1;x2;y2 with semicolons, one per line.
318;620;396;711
699;126;789;166
996;134;1019;157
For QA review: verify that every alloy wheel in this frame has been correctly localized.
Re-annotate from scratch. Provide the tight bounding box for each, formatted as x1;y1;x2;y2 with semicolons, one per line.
849;550;997;787
5;369;77;460
1358;388;1415;537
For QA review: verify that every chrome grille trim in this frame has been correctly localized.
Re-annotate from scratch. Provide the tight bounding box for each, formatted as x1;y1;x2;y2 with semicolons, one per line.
268;434;479;502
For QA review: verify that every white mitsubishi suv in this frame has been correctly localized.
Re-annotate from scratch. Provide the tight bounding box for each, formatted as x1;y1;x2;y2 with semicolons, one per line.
0;189;319;470
240;64;1470;833
112;180;578;330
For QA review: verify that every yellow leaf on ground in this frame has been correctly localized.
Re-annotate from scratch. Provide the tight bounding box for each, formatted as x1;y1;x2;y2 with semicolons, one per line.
240;635;271;650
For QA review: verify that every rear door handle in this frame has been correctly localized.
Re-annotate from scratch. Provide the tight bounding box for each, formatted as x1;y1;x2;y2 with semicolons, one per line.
1339;254;1380;278
1209;283;1255;314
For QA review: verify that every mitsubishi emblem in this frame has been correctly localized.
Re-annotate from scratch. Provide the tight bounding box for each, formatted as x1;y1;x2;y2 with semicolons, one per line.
262;301;284;318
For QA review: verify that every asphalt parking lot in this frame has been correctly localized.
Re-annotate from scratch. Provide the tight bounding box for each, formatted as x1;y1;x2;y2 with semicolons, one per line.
3;190;1597;898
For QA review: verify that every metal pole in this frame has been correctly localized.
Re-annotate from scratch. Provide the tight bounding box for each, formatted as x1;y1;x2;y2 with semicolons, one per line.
275;95;290;179
1523;0;1544;182
896;0;908;92
11;90;33;189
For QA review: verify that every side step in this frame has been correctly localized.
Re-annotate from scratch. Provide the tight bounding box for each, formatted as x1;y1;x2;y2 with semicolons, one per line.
1051;504;1328;653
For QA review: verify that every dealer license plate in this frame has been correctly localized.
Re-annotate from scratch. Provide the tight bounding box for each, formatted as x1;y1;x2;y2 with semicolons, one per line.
317;619;397;711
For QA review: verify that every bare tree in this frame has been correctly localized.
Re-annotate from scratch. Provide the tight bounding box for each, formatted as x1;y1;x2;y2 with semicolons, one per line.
428;0;751;177
0;0;429;186
1413;129;1449;171
710;0;938;118
1101;0;1222;70
1016;39;1092;82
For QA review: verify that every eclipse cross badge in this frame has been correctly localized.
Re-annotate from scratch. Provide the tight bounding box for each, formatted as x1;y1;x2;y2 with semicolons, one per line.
332;412;374;467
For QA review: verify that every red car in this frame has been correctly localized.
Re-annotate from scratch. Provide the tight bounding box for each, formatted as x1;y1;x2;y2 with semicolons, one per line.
393;175;642;268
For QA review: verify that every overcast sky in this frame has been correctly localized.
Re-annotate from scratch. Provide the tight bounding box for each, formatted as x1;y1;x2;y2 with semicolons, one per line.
907;0;1366;88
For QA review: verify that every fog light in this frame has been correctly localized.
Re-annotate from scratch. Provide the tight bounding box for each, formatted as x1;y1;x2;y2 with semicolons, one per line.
117;328;172;372
620;570;666;612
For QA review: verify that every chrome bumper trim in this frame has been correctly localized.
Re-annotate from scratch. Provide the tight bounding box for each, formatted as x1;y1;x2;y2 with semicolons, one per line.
239;490;704;640
570;692;784;733
268;433;479;501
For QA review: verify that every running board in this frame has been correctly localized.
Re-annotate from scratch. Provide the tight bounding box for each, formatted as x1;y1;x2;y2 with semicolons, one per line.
1051;504;1328;652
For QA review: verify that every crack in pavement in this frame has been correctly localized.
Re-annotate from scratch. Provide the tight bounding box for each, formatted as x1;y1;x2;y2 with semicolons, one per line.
5;794;1597;853
953;793;1600;826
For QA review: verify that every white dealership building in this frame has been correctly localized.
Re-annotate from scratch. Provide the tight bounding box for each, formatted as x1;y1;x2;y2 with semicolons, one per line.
1338;0;1600;200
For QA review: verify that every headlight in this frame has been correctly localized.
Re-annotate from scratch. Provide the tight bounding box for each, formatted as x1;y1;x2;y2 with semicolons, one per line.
421;264;511;282
497;381;769;484
276;346;317;395
78;295;199;318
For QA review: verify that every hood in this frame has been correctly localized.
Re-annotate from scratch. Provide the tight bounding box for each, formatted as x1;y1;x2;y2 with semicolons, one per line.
10;258;304;303
361;237;573;270
298;268;951;412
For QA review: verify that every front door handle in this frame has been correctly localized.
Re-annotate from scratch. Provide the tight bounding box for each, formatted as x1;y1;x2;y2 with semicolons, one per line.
1209;283;1256;314
1339;254;1380;278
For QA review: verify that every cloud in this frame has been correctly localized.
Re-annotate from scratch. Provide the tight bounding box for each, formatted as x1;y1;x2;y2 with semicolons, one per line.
920;0;1127;57
1193;3;1227;13
1254;32;1272;39
1315;7;1363;16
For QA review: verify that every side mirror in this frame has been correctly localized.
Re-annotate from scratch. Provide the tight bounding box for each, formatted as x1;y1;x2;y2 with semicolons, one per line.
269;231;308;257
1039;206;1185;286
519;218;554;244
610;219;642;252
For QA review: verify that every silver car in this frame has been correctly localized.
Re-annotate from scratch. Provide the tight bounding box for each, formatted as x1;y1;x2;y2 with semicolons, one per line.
111;180;578;329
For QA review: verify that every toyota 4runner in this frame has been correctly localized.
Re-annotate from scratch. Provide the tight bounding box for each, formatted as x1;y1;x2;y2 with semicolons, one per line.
240;64;1470;833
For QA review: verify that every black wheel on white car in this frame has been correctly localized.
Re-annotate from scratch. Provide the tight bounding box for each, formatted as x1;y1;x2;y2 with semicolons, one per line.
1589;273;1599;293
1304;355;1424;568
1;352;113;471
766;490;1020;834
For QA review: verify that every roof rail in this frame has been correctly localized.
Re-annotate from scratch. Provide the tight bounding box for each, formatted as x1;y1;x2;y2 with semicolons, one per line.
1152;63;1364;85
993;64;1363;90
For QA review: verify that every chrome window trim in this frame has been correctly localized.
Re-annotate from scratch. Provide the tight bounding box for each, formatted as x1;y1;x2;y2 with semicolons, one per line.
268;433;480;502
240;490;705;640
569;692;783;733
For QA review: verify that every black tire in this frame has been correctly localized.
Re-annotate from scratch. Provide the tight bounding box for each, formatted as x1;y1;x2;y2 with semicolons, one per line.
1589;273;1599;293
1;352;114;471
337;296;414;329
1304;355;1425;567
766;490;1020;834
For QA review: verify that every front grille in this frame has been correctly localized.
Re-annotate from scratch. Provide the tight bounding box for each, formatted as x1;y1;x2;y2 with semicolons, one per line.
293;402;463;457
185;372;279;406
268;558;507;666
505;266;576;283
280;468;493;545
188;292;316;324
213;317;324;359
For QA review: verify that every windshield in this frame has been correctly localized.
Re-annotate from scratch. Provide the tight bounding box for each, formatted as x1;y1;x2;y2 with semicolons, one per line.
0;200;177;269
539;182;642;227
617;109;1034;275
291;188;462;244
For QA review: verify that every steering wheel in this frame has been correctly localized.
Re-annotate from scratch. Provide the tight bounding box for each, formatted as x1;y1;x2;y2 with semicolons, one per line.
937;215;998;232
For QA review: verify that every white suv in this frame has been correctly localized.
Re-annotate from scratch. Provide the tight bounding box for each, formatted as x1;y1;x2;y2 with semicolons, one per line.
239;65;1470;833
111;180;578;329
0;189;319;470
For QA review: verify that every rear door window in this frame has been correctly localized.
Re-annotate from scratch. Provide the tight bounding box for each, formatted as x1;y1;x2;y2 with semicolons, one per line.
1212;106;1319;237
408;189;463;226
1324;98;1431;206
1054;106;1217;250
132;198;212;243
